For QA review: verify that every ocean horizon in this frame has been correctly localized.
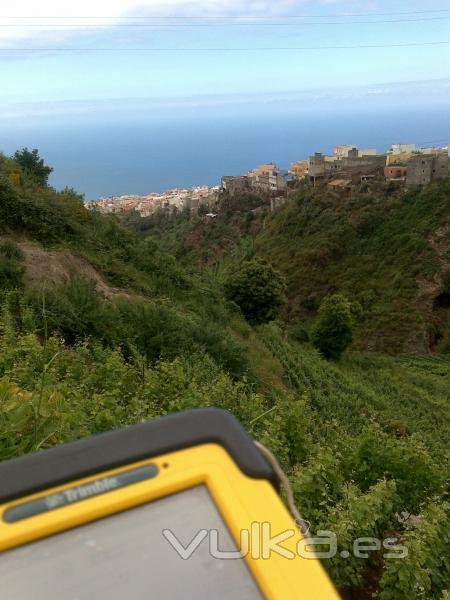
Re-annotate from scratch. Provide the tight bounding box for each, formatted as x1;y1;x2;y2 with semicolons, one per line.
1;106;449;200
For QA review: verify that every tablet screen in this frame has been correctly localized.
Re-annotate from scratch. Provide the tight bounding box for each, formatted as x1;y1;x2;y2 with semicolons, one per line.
1;485;264;599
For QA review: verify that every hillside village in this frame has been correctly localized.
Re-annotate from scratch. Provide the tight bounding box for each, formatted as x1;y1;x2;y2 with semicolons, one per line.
222;141;450;196
87;141;450;217
306;142;450;189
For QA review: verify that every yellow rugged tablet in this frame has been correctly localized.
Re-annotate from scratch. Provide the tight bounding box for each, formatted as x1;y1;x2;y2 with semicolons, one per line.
0;408;340;599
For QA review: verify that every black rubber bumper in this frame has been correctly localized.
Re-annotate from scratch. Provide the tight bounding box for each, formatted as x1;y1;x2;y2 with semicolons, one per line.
0;408;277;504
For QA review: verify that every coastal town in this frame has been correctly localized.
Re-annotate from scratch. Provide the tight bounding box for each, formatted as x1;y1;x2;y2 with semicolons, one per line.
85;185;217;216
86;140;450;216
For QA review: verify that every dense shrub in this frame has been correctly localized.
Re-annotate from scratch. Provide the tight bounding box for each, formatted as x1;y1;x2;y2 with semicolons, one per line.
312;293;355;359
220;190;267;215
344;426;443;513
23;277;248;378
115;297;193;362
224;258;286;325
0;257;25;291
0;177;85;244
289;321;310;342
0;241;25;291
379;502;450;600
322;481;398;590
0;241;24;261
27;276;117;345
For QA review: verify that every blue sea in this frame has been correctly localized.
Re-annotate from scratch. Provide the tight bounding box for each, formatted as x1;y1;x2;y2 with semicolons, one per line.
1;107;449;200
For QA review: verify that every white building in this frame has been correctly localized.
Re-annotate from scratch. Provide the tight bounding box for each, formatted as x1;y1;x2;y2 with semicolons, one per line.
389;143;417;155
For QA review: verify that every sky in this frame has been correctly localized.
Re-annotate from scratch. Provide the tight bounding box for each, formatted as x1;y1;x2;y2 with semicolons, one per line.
1;0;450;120
1;0;450;197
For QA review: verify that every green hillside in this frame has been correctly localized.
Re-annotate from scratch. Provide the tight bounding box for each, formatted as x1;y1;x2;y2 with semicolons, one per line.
0;151;449;599
257;184;450;355
131;182;450;355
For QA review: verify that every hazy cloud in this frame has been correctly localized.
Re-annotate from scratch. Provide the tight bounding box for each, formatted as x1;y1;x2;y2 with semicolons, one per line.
0;0;371;48
2;78;449;122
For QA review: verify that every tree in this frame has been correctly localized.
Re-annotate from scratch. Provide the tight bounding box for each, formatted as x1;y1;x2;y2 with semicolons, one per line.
13;148;53;187
224;258;286;325
312;293;354;360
